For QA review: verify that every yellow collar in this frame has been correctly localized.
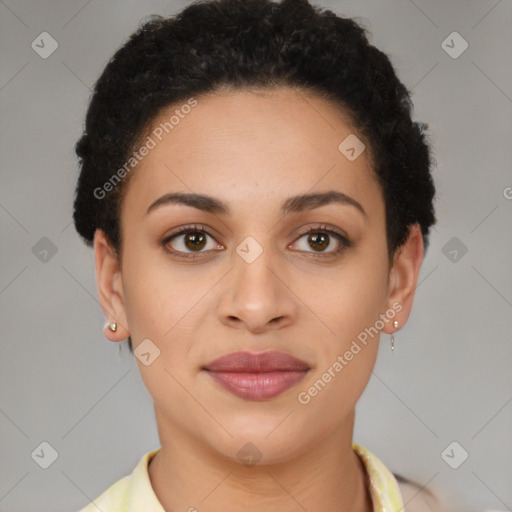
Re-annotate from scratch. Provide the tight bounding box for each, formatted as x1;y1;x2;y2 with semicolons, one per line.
352;442;405;511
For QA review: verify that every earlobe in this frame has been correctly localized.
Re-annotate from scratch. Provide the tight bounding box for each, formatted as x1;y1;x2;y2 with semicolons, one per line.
93;229;130;342
382;223;425;335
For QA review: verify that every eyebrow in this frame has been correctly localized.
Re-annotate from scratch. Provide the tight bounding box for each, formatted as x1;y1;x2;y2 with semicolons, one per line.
146;190;367;218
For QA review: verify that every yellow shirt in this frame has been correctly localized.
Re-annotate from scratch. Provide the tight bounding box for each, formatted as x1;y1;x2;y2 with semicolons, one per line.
78;442;405;511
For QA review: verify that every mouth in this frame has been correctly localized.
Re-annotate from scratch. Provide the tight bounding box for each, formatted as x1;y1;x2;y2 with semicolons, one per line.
202;350;310;401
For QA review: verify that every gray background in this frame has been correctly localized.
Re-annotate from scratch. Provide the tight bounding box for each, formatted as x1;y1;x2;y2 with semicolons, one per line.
1;1;511;511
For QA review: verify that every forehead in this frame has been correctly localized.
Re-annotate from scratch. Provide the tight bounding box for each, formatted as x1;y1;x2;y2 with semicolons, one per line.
122;87;381;219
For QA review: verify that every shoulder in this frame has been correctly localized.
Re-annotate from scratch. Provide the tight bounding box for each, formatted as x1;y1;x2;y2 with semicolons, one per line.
394;474;441;512
76;449;162;512
77;475;131;511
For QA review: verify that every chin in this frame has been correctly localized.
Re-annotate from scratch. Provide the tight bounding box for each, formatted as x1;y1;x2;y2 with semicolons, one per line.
201;415;314;467
220;436;308;467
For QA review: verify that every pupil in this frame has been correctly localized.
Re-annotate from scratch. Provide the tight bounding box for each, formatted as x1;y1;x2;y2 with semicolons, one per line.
310;233;328;251
185;231;206;251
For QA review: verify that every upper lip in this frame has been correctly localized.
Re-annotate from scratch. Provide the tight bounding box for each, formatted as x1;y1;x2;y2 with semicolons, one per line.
203;350;310;372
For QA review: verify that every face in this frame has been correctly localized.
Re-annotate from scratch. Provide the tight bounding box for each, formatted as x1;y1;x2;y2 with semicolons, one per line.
95;86;423;464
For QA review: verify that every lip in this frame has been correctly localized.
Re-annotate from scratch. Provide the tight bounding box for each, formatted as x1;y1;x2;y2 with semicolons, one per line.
203;350;310;401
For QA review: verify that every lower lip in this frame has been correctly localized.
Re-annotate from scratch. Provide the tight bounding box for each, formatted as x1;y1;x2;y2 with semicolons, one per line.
205;370;308;400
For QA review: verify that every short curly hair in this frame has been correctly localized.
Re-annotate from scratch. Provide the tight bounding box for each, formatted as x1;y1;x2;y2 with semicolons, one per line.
73;0;436;351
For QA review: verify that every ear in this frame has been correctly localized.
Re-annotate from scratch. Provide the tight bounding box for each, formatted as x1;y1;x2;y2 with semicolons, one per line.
381;223;425;335
93;229;129;342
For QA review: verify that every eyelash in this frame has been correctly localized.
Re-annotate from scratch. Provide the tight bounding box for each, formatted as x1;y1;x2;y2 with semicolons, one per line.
161;223;351;260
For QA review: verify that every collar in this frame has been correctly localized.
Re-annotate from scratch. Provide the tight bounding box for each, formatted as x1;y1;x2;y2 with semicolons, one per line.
352;442;405;512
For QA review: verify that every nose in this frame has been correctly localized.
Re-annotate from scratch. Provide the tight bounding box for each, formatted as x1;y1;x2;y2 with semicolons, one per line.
216;244;298;334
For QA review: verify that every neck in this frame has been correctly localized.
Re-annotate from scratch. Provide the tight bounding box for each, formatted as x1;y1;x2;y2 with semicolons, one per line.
148;407;373;512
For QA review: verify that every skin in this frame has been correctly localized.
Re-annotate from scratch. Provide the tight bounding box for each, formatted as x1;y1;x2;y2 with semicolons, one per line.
94;86;424;512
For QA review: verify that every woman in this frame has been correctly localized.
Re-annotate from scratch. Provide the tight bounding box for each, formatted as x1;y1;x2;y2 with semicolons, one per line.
73;0;437;510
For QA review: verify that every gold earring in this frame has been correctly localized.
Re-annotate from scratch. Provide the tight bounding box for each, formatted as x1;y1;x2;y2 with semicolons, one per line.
391;320;398;352
108;322;118;332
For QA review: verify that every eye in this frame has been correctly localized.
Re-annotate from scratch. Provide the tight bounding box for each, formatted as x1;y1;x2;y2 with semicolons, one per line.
161;223;351;260
290;225;351;257
161;224;224;259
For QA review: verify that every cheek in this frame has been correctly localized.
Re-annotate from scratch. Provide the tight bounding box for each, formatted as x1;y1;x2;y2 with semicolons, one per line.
335;276;387;339
296;273;384;424
295;251;388;403
120;254;200;408
120;249;219;387
302;257;388;342
120;246;192;344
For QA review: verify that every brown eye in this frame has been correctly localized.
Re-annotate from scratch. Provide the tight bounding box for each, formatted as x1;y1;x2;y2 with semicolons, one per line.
307;232;329;252
291;226;351;257
162;225;224;259
182;230;207;251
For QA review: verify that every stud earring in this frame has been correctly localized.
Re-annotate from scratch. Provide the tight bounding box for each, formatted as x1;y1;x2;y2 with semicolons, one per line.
391;320;398;352
108;322;118;332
